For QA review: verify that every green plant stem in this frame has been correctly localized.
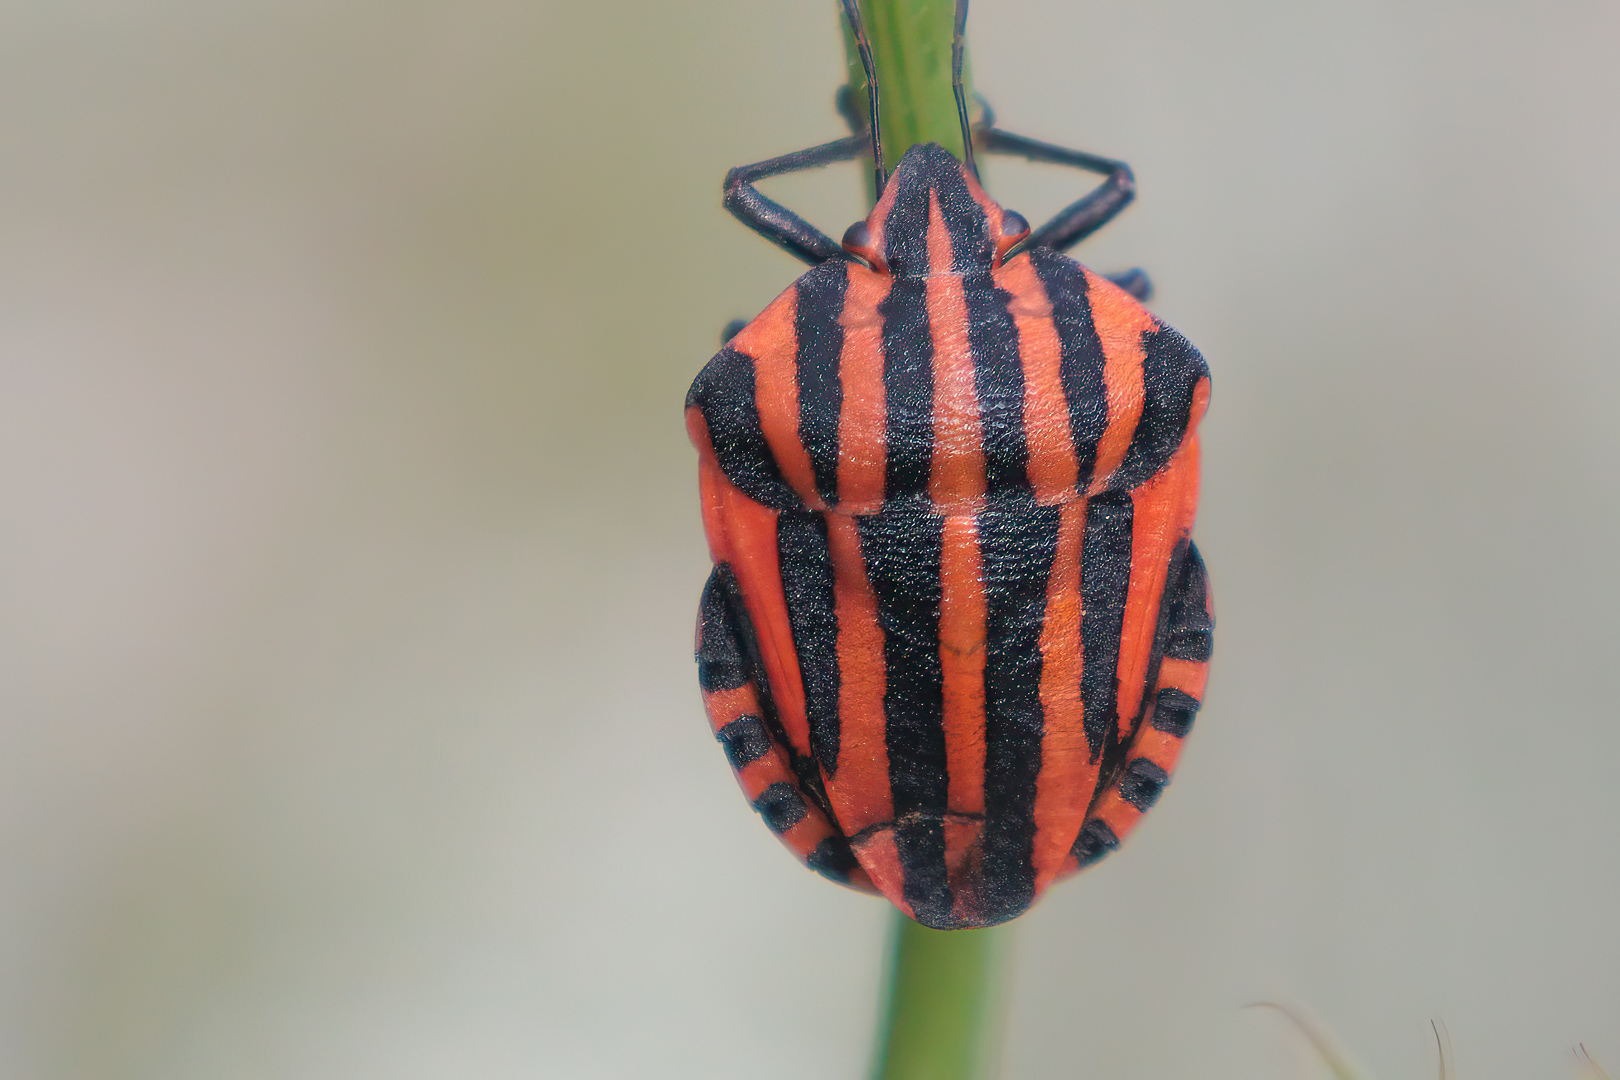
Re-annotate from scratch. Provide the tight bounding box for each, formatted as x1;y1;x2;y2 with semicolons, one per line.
871;913;1007;1080
840;0;973;177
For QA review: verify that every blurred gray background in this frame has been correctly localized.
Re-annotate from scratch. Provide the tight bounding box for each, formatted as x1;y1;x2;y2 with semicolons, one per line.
1;1;1616;1078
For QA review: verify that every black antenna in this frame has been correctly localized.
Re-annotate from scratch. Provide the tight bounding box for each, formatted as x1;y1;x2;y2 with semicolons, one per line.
952;0;977;177
840;0;887;194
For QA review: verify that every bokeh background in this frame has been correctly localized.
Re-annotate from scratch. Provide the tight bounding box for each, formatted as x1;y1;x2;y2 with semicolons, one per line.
1;1;1617;1077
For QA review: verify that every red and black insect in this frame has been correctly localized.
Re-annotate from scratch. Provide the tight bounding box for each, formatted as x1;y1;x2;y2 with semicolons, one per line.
688;0;1212;930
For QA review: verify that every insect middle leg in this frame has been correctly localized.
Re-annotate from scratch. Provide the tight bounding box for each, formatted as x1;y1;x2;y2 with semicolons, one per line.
696;566;873;889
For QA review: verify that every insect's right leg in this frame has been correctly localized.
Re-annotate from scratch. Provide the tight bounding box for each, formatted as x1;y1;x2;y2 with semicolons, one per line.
696;566;874;890
724;134;868;265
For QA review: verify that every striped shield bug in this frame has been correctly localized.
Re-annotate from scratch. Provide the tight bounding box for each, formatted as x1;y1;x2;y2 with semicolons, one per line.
687;0;1212;930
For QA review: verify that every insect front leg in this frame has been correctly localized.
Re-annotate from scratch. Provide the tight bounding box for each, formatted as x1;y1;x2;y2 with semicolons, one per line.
696;566;874;890
980;124;1136;253
723;134;868;265
973;103;1151;297
1066;542;1212;872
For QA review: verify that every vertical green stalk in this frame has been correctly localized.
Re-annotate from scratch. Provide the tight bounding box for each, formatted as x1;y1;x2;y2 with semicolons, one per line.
871;915;1007;1080
840;0;973;177
838;4;1005;1078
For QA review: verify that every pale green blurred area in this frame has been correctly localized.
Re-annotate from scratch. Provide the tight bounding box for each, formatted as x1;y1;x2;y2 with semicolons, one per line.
0;1;1616;1078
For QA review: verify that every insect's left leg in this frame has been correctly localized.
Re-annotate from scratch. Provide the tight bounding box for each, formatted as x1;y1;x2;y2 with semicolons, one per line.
697;566;874;890
1067;542;1213;871
980;124;1136;254
976;108;1150;297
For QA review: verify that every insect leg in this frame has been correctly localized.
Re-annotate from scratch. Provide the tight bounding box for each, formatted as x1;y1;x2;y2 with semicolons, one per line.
980;125;1137;254
1066;542;1212;872
724;134;868;265
1102;268;1152;301
697;566;874;890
